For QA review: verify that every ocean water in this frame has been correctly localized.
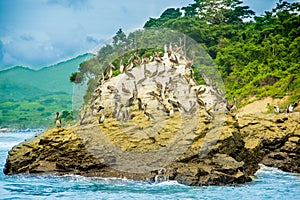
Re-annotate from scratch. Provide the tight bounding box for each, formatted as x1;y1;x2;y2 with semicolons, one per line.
0;131;300;200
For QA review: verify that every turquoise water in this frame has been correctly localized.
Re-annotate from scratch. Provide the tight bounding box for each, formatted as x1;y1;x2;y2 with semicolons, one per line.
1;132;300;200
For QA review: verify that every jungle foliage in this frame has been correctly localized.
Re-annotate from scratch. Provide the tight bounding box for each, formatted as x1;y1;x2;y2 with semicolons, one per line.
71;0;300;106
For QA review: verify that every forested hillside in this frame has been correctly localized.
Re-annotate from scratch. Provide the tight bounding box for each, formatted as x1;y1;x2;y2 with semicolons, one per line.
0;54;93;128
72;0;299;108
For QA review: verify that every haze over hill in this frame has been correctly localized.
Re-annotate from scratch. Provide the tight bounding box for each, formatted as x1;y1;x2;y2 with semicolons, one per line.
0;53;93;128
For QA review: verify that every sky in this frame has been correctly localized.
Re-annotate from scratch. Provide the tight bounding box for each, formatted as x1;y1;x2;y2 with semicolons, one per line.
0;0;298;69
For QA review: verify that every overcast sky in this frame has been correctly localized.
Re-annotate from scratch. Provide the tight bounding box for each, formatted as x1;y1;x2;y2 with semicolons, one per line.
0;0;298;69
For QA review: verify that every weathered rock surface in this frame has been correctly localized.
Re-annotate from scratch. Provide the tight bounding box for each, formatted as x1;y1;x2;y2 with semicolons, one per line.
239;112;300;174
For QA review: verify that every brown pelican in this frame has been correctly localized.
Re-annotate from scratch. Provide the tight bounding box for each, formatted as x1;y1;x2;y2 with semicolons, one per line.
147;91;163;102
154;52;163;63
196;97;205;107
226;96;237;112
112;102;119;118
134;53;142;66
104;63;115;80
154;79;163;91
144;64;152;76
204;103;214;120
98;113;105;123
287;103;298;113
274;105;280;113
158;63;166;77
122;83;131;94
125;96;135;107
143;104;155;120
56;112;62;128
137;75;147;85
188;101;197;114
119;59;125;73
167;66;177;73
107;85;117;93
125;70;135;79
150;65;159;78
169;108;174;117
169;54;179;65
168;99;180;109
117;104;124;121
97;105;104;112
133;81;138;99
137;98;143;111
195;87;206;96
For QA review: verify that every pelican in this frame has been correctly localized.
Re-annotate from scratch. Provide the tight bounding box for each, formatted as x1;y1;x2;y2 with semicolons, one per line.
169;54;179;65
125;96;135;107
196;97;205;107
117;104;124;121
107;85;117;93
226;96;237;112
144;64;152;76
274;105;280;113
133;81;138;98
104;63;115;80
134;53;142;66
168;99;180;109
204;103;214;120
167;66;177;73
154;79;163;91
124;64;135;79
169;108;174;117
137;76;147;85
150;65;159;78
287;103;297;113
137;98;143;111
112;102;118;118
188;101;198;114
98;114;105;123
143;104;155;120
157;63;166;77
195;87;206;96
55;112;62;128
122;83;131;94
119;59;125;73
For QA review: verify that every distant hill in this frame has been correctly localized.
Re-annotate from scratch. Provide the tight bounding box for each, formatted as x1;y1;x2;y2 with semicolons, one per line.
0;53;94;128
0;53;93;102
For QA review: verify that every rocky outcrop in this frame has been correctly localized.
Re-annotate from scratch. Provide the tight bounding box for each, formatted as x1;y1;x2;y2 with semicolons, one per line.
239;112;300;174
3;48;300;186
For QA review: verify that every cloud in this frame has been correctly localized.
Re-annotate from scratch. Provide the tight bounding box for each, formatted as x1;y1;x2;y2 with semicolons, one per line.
0;0;194;69
46;0;90;10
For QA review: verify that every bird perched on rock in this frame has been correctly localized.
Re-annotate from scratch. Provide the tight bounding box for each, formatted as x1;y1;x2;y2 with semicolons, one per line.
143;104;155;120
226;96;237;113
55;112;62;128
274;105;280;113
287;103;298;113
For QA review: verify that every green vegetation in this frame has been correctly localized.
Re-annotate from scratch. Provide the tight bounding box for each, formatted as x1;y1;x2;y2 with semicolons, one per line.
0;54;93;128
0;93;77;129
72;0;299;107
144;0;300;103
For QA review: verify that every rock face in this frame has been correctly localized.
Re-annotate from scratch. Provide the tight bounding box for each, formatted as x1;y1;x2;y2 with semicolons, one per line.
3;49;300;186
239;112;300;174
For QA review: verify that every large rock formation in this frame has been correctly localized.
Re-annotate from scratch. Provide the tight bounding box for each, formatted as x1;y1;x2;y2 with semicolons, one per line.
3;49;300;186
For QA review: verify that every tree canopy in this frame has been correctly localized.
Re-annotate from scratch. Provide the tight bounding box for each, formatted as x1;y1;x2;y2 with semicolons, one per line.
71;0;300;107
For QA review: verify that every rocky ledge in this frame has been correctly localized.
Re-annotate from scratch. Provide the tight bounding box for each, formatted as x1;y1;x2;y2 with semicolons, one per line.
4;112;299;186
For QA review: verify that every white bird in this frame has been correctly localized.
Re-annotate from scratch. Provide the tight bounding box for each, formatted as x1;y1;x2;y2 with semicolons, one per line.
287;103;298;113
274;105;280;113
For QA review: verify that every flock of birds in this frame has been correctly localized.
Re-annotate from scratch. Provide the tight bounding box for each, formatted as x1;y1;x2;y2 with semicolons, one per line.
54;42;298;129
274;103;298;114
86;42;237;126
